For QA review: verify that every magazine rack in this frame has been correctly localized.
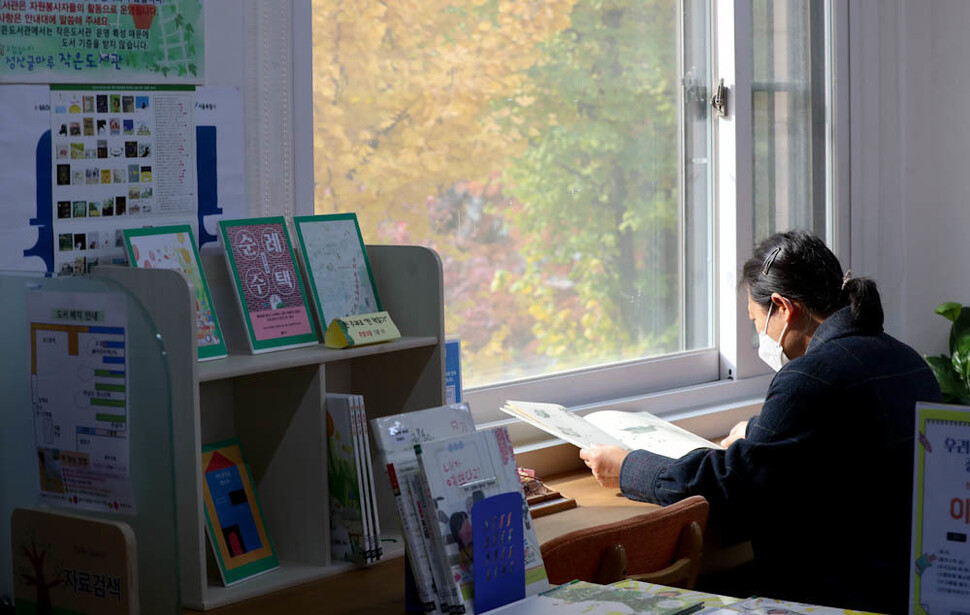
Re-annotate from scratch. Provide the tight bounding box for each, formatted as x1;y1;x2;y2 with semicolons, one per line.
0;270;181;612
94;244;445;610
472;492;526;613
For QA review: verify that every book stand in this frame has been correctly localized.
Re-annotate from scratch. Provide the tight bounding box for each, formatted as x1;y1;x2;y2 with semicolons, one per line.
472;492;525;613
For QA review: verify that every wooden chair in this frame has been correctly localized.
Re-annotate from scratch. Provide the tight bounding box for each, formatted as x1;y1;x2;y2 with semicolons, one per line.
539;495;709;589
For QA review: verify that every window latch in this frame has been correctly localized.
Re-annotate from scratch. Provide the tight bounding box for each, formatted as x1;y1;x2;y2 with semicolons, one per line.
711;79;728;118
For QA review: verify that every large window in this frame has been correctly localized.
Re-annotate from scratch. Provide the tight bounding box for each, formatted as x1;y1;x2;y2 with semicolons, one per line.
752;0;832;242
308;0;836;420
311;0;714;394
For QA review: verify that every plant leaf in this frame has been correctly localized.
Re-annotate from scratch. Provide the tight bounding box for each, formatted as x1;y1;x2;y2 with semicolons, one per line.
951;307;970;355
936;302;963;322
926;355;968;402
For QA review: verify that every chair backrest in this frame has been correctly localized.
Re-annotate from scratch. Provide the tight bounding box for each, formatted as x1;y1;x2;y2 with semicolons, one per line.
539;495;709;588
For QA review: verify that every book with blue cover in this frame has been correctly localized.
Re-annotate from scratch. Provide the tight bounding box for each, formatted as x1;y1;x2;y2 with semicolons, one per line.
201;438;279;586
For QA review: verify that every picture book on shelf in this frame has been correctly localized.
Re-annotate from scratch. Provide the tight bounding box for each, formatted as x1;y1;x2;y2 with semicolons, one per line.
200;438;279;586
352;394;382;563
414;426;550;614
218;217;318;353
122;224;227;360
11;507;139;615
327;393;375;565
501;400;721;459
370;403;477;613
292;213;382;330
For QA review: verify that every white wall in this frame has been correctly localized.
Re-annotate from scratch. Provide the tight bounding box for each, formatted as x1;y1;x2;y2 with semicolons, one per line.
849;0;969;357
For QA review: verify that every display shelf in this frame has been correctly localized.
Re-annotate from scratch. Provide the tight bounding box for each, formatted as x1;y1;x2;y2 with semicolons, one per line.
197;335;438;382
96;244;445;610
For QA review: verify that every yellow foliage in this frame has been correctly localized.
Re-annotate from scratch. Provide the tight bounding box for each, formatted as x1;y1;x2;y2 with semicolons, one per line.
311;0;576;240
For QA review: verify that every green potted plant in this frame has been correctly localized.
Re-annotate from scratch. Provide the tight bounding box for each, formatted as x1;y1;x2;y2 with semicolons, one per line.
925;301;970;404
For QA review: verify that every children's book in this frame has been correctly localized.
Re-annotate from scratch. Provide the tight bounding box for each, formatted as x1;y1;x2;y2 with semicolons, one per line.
292;213;382;331
501;400;721;459
608;579;740;610
353;394;382;563
371;403;477;613
200;438;279;586
122;224;227;360
327;394;370;565
703;596;882;614
11;507;139;615
414;426;550;614
218;217;319;353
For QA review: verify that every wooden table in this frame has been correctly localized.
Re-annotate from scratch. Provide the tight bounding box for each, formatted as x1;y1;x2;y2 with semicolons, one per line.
533;470;660;545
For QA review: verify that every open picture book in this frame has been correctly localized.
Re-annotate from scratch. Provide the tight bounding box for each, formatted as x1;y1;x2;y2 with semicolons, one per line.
501;401;722;459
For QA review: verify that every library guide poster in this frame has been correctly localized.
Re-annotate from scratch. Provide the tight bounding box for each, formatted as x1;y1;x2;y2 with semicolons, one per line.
27;290;134;514
51;84;197;274
911;402;970;615
0;0;204;84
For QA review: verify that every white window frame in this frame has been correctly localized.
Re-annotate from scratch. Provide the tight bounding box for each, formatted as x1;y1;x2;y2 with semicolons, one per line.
290;0;849;460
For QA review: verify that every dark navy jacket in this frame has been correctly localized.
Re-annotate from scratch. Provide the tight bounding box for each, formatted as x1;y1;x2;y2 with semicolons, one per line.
619;307;942;614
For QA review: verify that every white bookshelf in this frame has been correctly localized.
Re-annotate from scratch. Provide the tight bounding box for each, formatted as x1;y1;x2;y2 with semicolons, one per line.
96;244;445;610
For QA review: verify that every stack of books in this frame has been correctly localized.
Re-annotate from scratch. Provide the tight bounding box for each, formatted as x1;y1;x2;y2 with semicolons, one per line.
370;403;550;614
327;393;383;565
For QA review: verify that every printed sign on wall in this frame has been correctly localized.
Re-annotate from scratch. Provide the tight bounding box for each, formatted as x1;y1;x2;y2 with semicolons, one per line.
0;0;204;84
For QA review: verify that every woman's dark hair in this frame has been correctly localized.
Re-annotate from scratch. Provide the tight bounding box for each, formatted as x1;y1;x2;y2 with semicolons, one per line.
741;230;883;331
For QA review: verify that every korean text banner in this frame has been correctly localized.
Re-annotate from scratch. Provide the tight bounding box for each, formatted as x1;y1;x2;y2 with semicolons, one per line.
0;0;204;84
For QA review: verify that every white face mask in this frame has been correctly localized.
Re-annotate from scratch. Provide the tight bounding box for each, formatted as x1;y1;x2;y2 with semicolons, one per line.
758;303;789;371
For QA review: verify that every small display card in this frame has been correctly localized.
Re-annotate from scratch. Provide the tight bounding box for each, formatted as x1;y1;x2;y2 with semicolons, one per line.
324;311;401;349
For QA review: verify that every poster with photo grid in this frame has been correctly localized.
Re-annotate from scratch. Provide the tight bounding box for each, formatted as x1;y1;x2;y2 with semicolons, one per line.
50;84;197;275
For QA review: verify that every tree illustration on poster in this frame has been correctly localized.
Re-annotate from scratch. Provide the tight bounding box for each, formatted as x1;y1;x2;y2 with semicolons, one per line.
17;529;64;615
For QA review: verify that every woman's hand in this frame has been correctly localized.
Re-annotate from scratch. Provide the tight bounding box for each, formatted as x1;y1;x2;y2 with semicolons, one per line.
578;445;630;488
720;420;749;448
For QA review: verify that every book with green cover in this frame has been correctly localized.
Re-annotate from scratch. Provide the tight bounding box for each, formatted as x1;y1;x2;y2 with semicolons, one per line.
122;224;227;360
201;438;279;586
219;217;318;353
292;213;382;331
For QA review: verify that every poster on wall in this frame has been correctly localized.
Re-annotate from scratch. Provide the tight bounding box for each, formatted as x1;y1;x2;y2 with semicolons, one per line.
0;0;204;84
50;84;198;274
0;85;50;271
0;84;244;273
910;402;970;615
27;290;134;514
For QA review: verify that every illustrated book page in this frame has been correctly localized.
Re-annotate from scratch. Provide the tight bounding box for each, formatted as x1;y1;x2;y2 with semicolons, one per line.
415;426;549;614
501;400;720;459
706;596;882;614
370;403;476;613
293;213;381;330
122;224;226;360
200;438;279;586
218;217;318;353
